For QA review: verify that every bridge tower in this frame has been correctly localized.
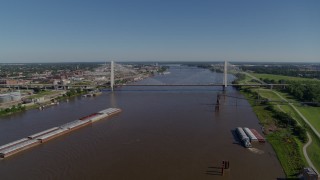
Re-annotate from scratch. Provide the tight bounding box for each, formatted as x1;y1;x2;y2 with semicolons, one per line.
110;61;114;91
223;60;228;90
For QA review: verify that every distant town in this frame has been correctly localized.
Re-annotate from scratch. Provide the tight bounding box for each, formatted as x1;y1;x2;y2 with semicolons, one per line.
0;62;167;115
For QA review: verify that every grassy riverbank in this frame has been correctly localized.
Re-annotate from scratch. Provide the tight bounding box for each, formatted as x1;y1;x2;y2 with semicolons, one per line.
0;104;26;116
250;73;319;82
236;71;320;177
241;90;306;177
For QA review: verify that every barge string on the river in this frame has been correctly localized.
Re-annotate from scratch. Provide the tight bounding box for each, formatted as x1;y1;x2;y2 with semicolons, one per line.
235;127;266;148
0;108;122;159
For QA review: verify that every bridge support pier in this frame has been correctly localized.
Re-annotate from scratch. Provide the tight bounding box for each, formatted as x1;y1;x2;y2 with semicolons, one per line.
215;93;221;112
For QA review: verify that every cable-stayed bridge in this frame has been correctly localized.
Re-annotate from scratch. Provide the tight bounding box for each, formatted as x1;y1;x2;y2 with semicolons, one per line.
0;61;288;90
109;61;287;90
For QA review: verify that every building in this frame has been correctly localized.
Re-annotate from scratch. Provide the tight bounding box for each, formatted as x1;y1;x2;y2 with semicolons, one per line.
0;79;18;85
0;94;11;103
0;91;21;103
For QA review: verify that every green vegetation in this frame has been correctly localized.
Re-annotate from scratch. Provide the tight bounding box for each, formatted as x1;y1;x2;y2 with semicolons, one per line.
255;89;283;102
62;88;87;99
115;79;128;84
268;131;305;177
28;90;59;98
0;104;26;116
73;81;93;86
240;64;320;79
237;70;320;176
241;90;306;177
284;81;320;105
297;106;320;133
251;73;319;82
0;88;91;117
157;66;169;73
0;62;100;78
307;132;320;172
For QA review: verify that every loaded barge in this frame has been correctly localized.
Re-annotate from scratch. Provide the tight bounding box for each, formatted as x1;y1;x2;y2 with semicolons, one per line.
250;129;266;143
235;127;266;148
235;127;252;148
0;108;121;159
243;127;258;142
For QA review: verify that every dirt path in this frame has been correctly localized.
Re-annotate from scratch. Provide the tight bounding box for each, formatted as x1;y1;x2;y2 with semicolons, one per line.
303;133;319;175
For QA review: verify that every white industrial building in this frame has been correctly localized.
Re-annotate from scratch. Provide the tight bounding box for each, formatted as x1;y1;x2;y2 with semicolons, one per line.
0;91;22;103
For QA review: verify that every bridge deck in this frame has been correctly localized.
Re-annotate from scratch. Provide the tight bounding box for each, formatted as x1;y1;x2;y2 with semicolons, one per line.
121;84;287;87
0;84;288;87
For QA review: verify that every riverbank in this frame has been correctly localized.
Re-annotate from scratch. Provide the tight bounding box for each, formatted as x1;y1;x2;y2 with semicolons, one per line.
0;89;92;117
240;89;306;178
236;73;320;178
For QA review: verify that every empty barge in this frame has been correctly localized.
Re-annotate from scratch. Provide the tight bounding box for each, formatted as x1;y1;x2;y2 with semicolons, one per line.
250;129;266;143
0;108;121;159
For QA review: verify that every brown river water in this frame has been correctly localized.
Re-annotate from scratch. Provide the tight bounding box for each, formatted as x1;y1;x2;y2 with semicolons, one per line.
0;65;284;179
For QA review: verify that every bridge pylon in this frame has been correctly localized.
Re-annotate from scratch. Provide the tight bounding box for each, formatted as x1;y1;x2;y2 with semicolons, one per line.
110;61;114;91
223;60;228;90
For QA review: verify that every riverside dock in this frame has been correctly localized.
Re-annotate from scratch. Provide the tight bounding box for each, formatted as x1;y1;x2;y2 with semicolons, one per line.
0;108;121;158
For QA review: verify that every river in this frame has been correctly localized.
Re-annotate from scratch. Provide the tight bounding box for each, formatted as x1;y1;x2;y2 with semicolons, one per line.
0;65;284;179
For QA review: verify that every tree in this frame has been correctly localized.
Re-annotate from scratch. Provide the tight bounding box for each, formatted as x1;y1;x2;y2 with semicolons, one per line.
293;126;307;143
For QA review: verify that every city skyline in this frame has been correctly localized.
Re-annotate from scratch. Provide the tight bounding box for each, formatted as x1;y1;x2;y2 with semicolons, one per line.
0;0;319;63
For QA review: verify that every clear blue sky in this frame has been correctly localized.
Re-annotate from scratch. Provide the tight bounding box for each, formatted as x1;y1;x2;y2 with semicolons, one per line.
0;0;319;63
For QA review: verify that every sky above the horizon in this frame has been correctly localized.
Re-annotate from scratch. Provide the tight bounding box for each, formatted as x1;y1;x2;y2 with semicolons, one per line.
0;0;319;63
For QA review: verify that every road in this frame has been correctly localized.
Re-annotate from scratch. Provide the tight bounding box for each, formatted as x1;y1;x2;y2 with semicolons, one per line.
303;133;319;175
242;72;267;85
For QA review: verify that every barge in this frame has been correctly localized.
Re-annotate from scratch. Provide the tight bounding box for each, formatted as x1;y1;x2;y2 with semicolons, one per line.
79;113;100;120
0;139;40;158
60;120;91;130
28;127;59;139
99;108;122;116
235;127;252;148
0;138;29;151
243;127;258;142
36;128;69;143
0;108;121;159
250;129;266;143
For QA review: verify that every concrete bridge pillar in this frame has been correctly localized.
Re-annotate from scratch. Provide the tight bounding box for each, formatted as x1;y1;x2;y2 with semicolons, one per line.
223;60;227;90
110;61;114;91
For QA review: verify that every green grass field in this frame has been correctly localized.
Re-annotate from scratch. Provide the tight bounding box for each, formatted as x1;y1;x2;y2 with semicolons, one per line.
274;91;300;104
241;73;320;174
241;90;306;177
28;90;60;98
267;131;305;178
250;73;319;82
307;132;320;172
297;106;320;133
253;89;284;102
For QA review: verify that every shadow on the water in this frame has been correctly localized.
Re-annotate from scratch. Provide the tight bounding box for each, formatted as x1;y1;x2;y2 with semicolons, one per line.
205;166;222;176
230;130;243;147
276;172;303;180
